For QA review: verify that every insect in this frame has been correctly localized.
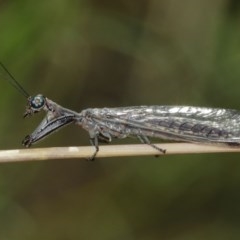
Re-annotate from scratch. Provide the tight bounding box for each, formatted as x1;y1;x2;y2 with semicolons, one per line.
1;62;240;160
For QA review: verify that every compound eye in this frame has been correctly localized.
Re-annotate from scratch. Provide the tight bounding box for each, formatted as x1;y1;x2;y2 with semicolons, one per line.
30;94;46;111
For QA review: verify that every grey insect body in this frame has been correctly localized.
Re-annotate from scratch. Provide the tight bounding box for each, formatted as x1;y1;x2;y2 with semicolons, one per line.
14;96;240;160
1;61;240;160
78;105;240;146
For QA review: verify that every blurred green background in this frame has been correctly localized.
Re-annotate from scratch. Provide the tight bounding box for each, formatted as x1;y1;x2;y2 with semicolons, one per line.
0;0;240;239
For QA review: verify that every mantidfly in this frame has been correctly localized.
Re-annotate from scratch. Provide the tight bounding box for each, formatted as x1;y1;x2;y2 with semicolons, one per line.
0;62;166;160
1;62;240;160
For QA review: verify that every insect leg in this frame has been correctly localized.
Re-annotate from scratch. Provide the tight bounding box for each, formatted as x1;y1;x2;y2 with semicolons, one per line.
87;127;113;160
137;135;166;154
23;114;75;147
88;136;99;161
98;131;111;143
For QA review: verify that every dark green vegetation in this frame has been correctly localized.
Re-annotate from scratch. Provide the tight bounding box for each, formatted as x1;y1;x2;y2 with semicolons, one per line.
0;1;240;239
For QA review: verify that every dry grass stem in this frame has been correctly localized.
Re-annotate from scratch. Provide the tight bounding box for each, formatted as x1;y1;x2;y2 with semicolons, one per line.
0;143;239;163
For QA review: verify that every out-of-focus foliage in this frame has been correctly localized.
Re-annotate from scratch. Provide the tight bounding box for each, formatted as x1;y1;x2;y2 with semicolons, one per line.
0;0;240;239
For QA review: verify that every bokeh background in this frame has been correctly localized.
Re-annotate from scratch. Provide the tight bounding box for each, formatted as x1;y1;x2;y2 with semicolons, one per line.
0;0;240;239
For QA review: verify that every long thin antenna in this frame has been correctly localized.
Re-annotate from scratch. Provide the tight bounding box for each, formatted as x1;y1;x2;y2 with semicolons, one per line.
0;62;30;98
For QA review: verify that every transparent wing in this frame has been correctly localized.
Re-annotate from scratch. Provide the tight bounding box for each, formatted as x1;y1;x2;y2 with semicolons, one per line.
90;106;240;145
